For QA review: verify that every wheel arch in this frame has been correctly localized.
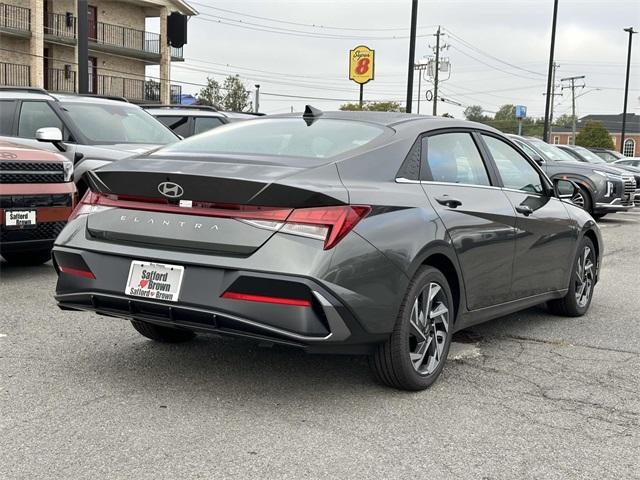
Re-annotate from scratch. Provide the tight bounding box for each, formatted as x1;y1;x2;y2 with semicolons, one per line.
411;243;465;323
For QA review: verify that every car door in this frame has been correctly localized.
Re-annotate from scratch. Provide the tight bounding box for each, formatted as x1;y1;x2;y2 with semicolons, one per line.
421;130;516;310
479;133;577;299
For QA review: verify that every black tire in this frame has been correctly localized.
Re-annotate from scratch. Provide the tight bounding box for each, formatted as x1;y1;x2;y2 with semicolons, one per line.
369;266;454;391
2;249;51;266
548;236;596;317
572;186;593;214
131;320;196;343
592;213;607;220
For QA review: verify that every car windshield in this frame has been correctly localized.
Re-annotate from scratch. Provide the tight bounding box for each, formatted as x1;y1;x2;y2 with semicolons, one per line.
156;118;386;159
61;102;178;145
574;146;607;163
528;139;577;162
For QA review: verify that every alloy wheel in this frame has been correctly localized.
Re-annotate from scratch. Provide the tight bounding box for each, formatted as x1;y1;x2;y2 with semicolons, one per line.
408;282;449;375
575;246;594;308
571;190;586;209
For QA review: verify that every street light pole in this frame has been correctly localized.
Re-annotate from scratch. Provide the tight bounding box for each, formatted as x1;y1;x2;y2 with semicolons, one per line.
620;27;636;155
405;0;418;113
543;0;559;142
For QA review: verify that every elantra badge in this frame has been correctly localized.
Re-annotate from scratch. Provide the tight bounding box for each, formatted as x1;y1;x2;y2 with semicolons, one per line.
158;181;184;199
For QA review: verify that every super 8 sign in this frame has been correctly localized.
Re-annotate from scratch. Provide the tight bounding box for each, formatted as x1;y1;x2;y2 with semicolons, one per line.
349;45;375;85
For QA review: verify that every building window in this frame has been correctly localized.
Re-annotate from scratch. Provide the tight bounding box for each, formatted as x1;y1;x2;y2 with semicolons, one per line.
567;136;572;145
623;138;635;157
611;136;616;146
553;136;560;144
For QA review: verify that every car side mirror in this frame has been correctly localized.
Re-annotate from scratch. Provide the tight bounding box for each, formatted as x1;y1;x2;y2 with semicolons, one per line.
532;155;544;165
553;178;578;202
35;127;66;152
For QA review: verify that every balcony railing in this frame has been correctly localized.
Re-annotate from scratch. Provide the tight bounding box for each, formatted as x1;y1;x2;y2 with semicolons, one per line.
0;2;31;32
0;62;30;86
44;12;76;39
87;74;181;104
46;68;76;93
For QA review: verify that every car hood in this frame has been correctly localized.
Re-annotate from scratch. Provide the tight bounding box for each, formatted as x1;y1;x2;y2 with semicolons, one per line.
553;161;630;176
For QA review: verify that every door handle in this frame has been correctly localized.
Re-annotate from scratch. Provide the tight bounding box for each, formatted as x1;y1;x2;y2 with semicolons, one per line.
516;205;533;216
435;196;463;208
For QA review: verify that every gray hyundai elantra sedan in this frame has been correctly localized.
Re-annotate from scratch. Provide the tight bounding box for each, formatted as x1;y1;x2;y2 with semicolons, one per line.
53;109;602;390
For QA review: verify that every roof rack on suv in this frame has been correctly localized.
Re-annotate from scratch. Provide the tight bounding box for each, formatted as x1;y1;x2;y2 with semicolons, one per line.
74;94;129;102
0;86;55;97
140;104;219;111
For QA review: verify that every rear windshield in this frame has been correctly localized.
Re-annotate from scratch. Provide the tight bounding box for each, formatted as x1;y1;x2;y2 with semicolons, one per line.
574;146;606;163
156;118;386;159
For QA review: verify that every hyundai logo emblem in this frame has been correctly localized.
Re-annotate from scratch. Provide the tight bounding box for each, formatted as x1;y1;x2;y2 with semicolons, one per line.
158;181;184;199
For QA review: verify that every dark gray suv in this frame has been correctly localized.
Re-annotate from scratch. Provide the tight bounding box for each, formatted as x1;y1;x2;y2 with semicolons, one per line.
53;111;602;390
508;135;635;218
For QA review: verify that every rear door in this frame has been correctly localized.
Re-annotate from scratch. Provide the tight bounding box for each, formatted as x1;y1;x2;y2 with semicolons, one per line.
479;133;576;298
420;130;516;310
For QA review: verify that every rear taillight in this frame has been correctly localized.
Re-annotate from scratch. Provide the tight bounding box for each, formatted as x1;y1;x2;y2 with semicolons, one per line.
221;291;311;307
73;192;370;250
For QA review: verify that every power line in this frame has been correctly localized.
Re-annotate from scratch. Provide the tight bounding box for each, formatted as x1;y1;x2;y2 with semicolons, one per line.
190;1;437;32
193;13;436;40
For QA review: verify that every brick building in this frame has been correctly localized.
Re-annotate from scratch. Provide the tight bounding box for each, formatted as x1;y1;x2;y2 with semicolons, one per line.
0;0;197;103
551;113;640;157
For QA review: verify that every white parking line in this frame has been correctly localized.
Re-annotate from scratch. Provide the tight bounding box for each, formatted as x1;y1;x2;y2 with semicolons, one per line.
0;334;7;338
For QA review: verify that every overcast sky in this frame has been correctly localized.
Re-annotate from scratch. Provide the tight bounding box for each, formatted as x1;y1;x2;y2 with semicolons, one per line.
150;0;640;119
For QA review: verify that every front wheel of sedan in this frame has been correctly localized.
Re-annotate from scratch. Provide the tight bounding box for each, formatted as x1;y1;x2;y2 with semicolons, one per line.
548;237;596;317
370;266;454;391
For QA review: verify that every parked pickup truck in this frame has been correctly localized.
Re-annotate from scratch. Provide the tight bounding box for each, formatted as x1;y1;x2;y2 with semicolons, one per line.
0;140;76;265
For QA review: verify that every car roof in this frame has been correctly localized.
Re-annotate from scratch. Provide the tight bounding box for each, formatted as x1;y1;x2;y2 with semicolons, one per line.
0;88;139;107
268;110;500;134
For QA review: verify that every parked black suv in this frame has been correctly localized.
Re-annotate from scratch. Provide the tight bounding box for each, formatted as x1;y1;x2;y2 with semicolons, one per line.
558;144;640;207
0;87;179;194
508;135;635;218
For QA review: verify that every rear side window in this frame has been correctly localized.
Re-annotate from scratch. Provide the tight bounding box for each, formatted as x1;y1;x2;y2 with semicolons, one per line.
423;132;491;186
156;115;191;137
17;101;63;138
0;100;16;134
194;116;224;135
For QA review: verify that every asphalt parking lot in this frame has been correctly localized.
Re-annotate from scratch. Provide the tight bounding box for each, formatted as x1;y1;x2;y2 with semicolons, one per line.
1;211;638;480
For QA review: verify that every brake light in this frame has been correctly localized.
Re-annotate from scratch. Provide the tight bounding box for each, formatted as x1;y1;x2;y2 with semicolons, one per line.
58;266;95;279
73;192;370;249
221;291;311;307
285;205;371;249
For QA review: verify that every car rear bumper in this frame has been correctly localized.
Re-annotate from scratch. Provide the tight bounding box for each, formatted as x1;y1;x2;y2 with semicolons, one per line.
53;246;390;353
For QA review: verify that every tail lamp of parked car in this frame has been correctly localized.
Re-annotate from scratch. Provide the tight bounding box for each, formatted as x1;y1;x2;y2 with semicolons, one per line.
68;191;371;250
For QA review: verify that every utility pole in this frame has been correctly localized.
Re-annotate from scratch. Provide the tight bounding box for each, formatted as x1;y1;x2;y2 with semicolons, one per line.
432;26;442;116
561;75;585;145
77;0;89;94
254;84;260;113
620;27;637;154
549;62;559;138
405;0;419;113
414;62;428;114
543;0;559;142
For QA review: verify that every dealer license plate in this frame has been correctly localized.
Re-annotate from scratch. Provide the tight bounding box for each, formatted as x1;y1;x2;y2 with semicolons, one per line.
125;261;184;302
4;209;37;229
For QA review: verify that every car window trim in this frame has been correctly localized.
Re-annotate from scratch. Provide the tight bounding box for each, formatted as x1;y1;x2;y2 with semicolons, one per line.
476;131;554;196
416;127;501;187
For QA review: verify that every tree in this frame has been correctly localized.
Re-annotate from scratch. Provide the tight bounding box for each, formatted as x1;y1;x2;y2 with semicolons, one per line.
222;75;251;112
196;76;223;107
494;104;516;121
463;105;487;122
554;114;576;128
339;102;363;111
339;101;404;112
575;120;615;149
